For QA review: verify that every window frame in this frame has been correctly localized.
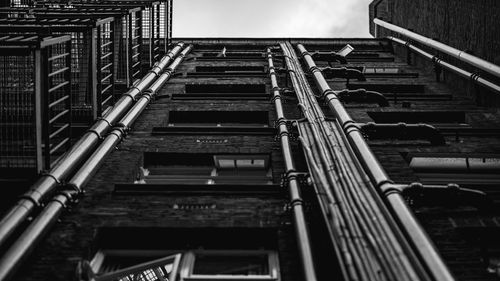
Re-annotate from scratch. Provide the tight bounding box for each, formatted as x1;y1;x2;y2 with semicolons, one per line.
180;250;280;281
88;250;280;281
136;153;274;185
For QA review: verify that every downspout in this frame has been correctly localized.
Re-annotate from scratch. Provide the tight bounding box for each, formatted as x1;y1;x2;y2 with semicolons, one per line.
373;18;500;79
0;45;193;281
0;42;185;249
296;43;455;281
388;36;500;95
267;48;318;281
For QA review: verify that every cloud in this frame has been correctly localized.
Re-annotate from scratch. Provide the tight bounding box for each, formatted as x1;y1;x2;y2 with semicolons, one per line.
173;0;372;38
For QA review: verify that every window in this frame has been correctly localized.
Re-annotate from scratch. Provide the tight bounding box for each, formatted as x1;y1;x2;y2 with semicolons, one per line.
85;252;181;281
167;111;269;127
407;155;500;186
173;84;268;100
367;111;466;124
153;111;275;135
187;66;266;77
348;83;425;93
85;250;280;281
197;52;264;61
181;250;280;280
362;67;419;78
135;153;273;185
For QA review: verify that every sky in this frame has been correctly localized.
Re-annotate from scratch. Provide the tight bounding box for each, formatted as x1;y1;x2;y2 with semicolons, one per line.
173;0;373;38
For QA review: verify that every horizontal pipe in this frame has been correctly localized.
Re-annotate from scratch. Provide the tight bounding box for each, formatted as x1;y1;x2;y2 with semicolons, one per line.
0;42;186;251
297;43;455;281
0;44;192;281
374;18;500;79
388;36;500;95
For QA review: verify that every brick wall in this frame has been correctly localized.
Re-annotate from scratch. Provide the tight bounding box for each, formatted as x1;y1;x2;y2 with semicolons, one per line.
369;0;500;64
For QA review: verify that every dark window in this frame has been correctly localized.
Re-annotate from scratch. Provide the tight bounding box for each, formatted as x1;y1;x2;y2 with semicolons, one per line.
187;66;266;77
167;111;269;127
348;83;425;93
192;253;269;275
174;84;268;100
153;111;275;135
185;84;266;94
368;111;466;124
195;66;265;73
201;52;264;58
86;250;279;281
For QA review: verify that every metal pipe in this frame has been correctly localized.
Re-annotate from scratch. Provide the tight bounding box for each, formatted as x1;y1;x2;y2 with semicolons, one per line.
0;44;192;281
0;42;186;250
0;192;74;281
374;18;500;79
297;43;455;281
267;48;318;281
388;36;500;95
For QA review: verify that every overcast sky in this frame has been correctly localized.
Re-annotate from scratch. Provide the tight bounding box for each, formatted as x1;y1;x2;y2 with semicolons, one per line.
173;0;373;38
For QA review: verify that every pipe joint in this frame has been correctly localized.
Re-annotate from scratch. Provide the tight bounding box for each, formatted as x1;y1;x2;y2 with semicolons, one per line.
289;198;305;208
342;120;361;134
322;89;337;100
299;50;311;58
39;172;61;185
275;117;288;127
17;195;41;208
270;94;282;103
64;182;83;194
309;65;321;74
377;180;397;195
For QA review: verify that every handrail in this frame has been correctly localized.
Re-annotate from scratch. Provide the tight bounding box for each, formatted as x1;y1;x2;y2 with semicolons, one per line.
373;18;500;79
388;36;500;95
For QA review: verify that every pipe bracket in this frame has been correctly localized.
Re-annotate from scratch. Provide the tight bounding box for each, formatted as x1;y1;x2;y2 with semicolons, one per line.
17;195;41;208
281;171;310;189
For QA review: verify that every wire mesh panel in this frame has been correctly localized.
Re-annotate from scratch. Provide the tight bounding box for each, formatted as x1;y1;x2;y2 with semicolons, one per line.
0;17;115;125
97;19;114;112
0;35;71;173
21;5;143;87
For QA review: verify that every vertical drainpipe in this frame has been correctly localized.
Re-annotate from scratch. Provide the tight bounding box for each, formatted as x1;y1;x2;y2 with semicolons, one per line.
296;43;455;281
267;48;318;281
0;44;192;281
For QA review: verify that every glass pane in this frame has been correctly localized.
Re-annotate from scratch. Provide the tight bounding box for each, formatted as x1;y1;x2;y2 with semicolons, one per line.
193;254;269;275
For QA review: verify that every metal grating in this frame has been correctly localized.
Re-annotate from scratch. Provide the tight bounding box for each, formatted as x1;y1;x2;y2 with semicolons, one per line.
0;17;116;125
0;35;72;172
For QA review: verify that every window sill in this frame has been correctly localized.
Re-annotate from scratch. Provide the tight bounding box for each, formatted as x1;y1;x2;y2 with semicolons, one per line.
152;126;276;135
114;183;282;195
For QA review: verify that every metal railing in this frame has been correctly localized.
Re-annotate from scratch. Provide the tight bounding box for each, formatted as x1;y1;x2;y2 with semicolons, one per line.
373;18;500;79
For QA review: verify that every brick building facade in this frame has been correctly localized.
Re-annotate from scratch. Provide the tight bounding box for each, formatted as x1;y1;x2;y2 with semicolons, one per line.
0;2;499;281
